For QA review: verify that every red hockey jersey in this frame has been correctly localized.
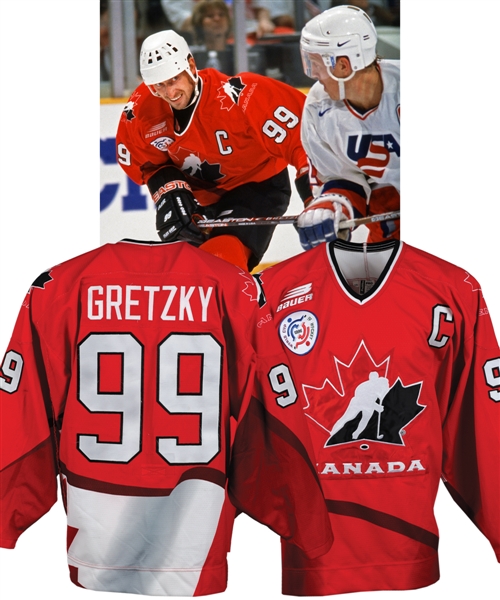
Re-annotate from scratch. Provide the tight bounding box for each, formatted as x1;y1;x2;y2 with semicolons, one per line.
0;240;332;596
255;239;500;595
115;69;308;206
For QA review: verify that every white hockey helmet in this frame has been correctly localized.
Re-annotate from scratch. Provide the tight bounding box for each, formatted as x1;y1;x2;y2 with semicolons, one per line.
140;30;194;85
300;5;378;79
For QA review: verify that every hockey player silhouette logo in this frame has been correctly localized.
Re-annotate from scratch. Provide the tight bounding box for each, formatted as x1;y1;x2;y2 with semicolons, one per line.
172;148;224;181
181;153;204;177
303;341;424;447
217;77;246;110
325;373;423;446
328;372;387;443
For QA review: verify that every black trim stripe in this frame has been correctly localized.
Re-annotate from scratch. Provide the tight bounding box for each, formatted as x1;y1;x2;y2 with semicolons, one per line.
246;395;322;485
326;499;439;549
60;463;226;496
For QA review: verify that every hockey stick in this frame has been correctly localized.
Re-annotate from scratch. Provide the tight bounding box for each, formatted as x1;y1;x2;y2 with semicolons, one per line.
376;398;384;440
196;210;400;229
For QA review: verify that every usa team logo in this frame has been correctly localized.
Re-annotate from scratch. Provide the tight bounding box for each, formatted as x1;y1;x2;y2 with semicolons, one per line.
279;311;318;355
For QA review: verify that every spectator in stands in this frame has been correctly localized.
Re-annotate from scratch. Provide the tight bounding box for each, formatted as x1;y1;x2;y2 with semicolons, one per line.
191;0;232;51
160;0;196;33
329;0;399;26
252;1;295;35
136;0;174;41
100;0;110;81
251;1;330;39
161;0;298;40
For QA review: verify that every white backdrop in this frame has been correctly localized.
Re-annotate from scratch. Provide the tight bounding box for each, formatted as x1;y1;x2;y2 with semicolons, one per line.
1;1;499;599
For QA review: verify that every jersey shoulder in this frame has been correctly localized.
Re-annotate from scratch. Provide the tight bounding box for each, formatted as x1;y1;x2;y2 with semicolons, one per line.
28;241;260;321
258;245;328;301
303;82;342;122
235;71;306;106
379;60;400;92
118;82;172;131
25;244;113;319
400;243;483;302
233;70;303;92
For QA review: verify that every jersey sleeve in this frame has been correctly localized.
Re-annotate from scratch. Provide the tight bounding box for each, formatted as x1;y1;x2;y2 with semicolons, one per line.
0;289;59;549
301;91;370;207
115;89;173;188
228;304;333;560
239;75;309;178
441;286;500;561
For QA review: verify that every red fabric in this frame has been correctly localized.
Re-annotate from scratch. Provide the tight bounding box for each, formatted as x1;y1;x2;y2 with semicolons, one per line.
116;69;308;208
256;240;500;595
0;240;332;594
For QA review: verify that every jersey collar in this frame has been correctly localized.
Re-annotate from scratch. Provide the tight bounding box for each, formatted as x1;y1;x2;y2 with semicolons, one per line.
326;239;402;304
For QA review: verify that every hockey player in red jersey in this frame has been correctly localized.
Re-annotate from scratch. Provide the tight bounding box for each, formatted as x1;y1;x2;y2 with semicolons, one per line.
116;30;312;272
297;5;400;248
0;239;332;596
255;239;500;595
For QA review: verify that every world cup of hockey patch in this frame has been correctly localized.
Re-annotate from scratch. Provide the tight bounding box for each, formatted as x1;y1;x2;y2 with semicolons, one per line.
279;311;318;355
150;137;174;151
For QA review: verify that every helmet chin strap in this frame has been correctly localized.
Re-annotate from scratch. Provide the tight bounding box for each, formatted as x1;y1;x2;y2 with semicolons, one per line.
327;68;356;101
184;69;200;108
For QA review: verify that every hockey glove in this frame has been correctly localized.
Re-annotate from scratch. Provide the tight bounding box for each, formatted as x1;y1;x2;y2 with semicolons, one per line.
155;181;206;245
296;193;354;250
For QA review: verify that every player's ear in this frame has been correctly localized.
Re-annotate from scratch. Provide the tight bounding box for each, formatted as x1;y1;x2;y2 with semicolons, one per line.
338;56;353;76
188;56;197;76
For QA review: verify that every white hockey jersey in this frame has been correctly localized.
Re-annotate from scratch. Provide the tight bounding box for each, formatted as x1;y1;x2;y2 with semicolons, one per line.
255;239;500;595
301;60;400;204
0;239;332;596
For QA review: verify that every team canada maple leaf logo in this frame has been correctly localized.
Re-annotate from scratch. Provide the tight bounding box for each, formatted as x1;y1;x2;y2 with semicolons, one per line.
463;271;482;294
122;100;136;121
303;341;424;447
241;272;266;306
217;76;246;110
169;147;224;181
30;270;53;290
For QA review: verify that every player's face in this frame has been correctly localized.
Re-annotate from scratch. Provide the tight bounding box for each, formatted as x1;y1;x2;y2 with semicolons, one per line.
203;8;229;35
316;61;349;102
301;51;331;81
301;51;348;101
151;69;196;109
319;73;342;101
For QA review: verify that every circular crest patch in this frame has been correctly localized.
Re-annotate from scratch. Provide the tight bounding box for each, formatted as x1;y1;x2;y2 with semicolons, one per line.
150;136;174;151
279;311;319;355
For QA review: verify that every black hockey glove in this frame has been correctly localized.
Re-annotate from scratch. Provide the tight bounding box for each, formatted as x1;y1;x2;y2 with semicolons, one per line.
148;168;206;245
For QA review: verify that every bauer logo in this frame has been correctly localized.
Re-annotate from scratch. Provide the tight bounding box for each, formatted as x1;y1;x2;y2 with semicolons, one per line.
279;311;318;355
276;283;313;312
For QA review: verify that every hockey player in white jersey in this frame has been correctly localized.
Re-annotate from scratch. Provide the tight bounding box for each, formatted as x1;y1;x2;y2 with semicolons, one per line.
297;4;400;248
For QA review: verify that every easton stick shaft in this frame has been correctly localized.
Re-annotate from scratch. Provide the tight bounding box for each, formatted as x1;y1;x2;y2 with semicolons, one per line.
196;210;400;230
